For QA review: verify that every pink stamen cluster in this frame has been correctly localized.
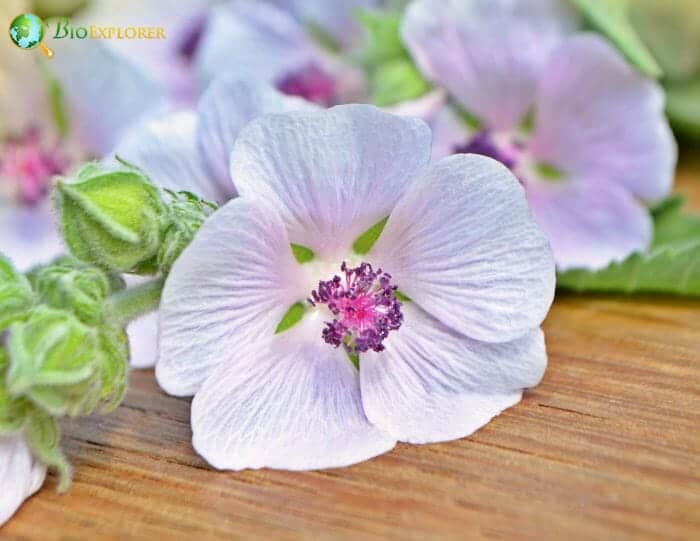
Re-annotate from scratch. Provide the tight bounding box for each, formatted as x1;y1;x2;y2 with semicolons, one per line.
0;128;65;206
277;63;336;106
309;262;403;354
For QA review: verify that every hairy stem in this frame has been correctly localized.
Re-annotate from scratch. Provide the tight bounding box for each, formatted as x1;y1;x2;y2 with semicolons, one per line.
107;277;164;327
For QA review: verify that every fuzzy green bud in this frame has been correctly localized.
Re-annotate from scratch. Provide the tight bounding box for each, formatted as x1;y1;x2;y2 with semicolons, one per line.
0;349;32;433
158;190;217;274
55;163;167;273
0;254;35;331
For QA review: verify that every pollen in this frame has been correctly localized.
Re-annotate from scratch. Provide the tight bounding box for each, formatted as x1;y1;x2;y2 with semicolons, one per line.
309;262;403;354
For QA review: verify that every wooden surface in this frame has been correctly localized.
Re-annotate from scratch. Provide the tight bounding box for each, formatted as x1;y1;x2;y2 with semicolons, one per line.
3;154;700;541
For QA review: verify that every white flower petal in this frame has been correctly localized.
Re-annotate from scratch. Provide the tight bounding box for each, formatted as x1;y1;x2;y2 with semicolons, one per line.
231;104;431;257
127;311;159;370
114;111;224;204
361;303;545;443
192;318;395;471
196;0;315;89
526;178;653;271
0;434;46;526
531;34;677;202
157;197;306;396
402;0;578;130
371;154;555;343
50;40;167;155
196;77;316;198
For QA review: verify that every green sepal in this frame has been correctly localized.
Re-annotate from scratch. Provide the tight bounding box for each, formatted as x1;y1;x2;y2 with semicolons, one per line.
371;58;431;107
275;302;306;334
95;325;129;413
0;349;33;434
567;0;662;78
557;196;700;295
358;10;405;68
55;163;167;272
666;78;700;140
0;254;35;331
29;257;112;325
158;190;217;274
25;410;71;492
291;243;315;264
353;216;389;255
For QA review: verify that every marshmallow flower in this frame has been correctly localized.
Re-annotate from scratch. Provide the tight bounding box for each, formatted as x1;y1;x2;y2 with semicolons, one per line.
115;78;314;368
0;435;45;525
157;105;555;470
401;0;677;270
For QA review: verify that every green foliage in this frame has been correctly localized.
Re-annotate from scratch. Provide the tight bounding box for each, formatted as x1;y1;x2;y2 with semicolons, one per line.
353;216;389;255
275;302;307;334
291;243;315;264
56;163;168;273
358;9;430;106
0;350;33;434
557;197;700;295
567;0;662;78
0;254;35;331
158;190;217;274
25;410;71;492
666;78;700;140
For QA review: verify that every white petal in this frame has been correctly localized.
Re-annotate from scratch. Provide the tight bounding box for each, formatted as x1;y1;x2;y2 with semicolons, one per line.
114;111;225;204
196;1;315;89
192;318;395;471
157;197;306;396
371;154;555;343
127;311;159;369
0;434;46;526
49;40;167;155
402;0;578;130
531;34;677;202
0;201;63;272
361;303;545;443
526;178;653;271
196;77;316;198
231;104;431;257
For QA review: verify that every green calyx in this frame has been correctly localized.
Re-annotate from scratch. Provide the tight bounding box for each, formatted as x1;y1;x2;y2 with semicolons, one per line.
0;255;35;331
56;163;168;273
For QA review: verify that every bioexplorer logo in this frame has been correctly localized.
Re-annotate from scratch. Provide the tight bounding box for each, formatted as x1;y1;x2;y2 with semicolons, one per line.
8;12;167;59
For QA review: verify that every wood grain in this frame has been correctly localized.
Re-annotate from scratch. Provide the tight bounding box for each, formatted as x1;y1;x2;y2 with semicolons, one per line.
3;154;700;541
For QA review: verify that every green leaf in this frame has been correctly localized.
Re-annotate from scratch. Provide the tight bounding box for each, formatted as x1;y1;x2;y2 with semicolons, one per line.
567;0;662;78
275;302;306;334
291;243;315;264
358;10;405;68
353;216;389;255
0;254;35;331
371;58;431;106
25;411;71;492
0;350;32;434
56;164;167;272
557;197;700;295
666;78;700;140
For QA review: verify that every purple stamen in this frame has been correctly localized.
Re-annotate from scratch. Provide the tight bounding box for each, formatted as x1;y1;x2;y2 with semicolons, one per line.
309;262;403;354
0;127;65;207
454;131;518;171
277;64;336;106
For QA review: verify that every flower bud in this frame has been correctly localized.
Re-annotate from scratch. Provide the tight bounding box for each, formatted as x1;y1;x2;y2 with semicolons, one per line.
158;190;217;274
55;163;167;273
29;257;113;325
0;254;35;331
0;349;32;433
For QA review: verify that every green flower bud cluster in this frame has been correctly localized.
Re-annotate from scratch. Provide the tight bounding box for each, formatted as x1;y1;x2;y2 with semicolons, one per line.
1;255;131;490
55;162;216;276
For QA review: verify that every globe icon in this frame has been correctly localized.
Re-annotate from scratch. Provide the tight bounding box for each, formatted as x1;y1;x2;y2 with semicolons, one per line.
9;13;45;50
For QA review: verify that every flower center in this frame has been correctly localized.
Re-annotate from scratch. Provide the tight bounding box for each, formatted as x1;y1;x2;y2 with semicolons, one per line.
453;130;522;171
277;63;336;106
308;261;403;354
0;128;65;207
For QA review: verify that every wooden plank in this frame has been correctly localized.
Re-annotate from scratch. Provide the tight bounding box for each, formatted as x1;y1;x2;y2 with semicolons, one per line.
3;155;700;541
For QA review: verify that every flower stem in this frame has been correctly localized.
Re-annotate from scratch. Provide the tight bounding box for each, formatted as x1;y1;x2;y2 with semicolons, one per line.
107;277;164;327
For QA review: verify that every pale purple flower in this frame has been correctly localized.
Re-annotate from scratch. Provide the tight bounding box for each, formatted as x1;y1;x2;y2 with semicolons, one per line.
196;0;370;106
115;78;315;368
401;0;677;270
156;105;555;470
0;434;46;525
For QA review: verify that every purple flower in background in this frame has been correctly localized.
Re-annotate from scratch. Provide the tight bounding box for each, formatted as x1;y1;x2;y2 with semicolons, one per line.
156;105;555;470
401;0;677;270
114;78;315;367
196;0;373;106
